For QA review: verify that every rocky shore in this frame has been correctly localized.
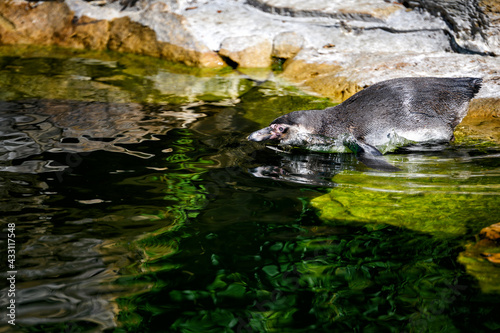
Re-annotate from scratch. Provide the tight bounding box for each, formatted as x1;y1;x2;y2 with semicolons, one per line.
0;0;499;121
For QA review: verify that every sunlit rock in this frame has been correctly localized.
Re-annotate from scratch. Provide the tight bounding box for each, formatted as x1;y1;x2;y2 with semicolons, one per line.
132;1;225;67
281;50;500;114
219;36;273;68
108;16;161;57
456;98;500;144
0;0;225;68
403;0;500;55
0;1;74;45
248;0;403;21
68;16;111;51
272;31;304;59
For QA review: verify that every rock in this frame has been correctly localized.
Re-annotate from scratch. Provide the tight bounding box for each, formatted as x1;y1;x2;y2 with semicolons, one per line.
134;2;225;67
108;16;160;57
467;98;500;119
482;253;500;265
402;0;499;55
458;222;500;293
219;36;273;68
272;31;304;59
66;16;111;51
282;49;499;100
480;223;500;241
0;1;74;45
247;0;404;22
281;55;360;101
0;0;225;68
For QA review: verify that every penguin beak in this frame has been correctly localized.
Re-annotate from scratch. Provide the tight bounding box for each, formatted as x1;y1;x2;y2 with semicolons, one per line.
247;127;273;142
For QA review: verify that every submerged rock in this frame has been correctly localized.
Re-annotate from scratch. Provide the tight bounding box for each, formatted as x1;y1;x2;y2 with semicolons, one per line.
481;223;500;242
311;169;500;237
459;222;500;293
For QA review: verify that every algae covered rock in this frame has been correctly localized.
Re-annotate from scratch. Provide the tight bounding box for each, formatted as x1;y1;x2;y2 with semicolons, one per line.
311;164;500;237
459;223;500;294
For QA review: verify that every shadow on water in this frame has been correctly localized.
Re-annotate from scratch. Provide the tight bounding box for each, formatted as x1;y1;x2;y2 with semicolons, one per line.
1;47;500;332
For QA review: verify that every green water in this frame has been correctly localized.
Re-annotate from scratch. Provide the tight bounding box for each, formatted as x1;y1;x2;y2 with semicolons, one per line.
1;46;500;332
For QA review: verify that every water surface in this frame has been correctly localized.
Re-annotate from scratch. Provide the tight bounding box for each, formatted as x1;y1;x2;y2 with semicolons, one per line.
1;47;500;332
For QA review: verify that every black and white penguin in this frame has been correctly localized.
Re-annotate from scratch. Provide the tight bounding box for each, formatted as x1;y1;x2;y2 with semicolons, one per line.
248;77;482;170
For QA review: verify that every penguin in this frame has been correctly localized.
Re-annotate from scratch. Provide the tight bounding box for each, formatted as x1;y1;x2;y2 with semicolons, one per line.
247;77;482;171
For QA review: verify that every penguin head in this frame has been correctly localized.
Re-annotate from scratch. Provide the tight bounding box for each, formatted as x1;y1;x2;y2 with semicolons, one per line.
247;123;292;142
247;111;315;147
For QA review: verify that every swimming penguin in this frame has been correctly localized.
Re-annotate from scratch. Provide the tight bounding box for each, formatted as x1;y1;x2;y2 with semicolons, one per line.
247;77;482;171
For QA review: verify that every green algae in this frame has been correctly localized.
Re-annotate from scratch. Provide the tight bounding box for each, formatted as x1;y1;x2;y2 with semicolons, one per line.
311;158;500;237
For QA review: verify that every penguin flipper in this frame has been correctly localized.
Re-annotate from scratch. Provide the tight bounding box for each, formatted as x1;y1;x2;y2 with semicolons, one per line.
357;153;401;172
345;140;401;172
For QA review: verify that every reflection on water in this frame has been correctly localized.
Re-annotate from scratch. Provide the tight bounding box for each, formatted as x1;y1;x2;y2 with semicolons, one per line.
248;148;358;186
0;99;207;171
1;49;500;332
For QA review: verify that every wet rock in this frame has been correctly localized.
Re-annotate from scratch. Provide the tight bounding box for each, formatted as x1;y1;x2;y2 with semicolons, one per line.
480;223;500;242
272;31;304;59
459;222;500;293
219;36;273;68
0;49;255;103
456;97;500;143
311;170;500;237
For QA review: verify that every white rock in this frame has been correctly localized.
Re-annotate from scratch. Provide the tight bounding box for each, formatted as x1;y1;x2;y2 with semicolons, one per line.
272;31;304;58
287;48;500;99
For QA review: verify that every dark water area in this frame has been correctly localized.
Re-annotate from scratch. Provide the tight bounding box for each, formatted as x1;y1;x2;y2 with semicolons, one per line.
1;47;500;332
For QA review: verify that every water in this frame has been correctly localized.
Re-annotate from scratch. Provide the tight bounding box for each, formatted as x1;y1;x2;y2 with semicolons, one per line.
1;46;500;332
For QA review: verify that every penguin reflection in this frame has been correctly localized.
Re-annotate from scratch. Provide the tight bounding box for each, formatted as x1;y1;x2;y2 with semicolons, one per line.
248;147;359;187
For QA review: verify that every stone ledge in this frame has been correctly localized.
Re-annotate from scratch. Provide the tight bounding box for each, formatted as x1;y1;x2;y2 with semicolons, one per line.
281;49;500;103
0;1;225;68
